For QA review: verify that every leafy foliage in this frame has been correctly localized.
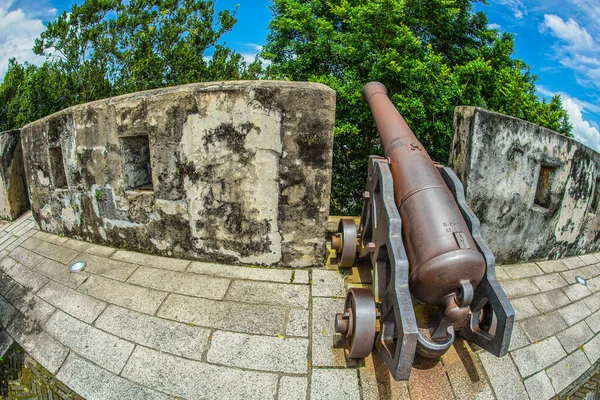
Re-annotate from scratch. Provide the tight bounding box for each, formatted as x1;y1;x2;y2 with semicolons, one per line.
1;0;260;131
262;0;572;214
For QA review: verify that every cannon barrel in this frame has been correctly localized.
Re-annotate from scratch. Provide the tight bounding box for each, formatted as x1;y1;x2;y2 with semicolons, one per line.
362;82;485;306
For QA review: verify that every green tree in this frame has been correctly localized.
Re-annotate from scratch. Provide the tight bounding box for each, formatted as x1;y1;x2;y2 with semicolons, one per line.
0;60;69;131
1;0;260;131
262;0;572;214
110;0;260;93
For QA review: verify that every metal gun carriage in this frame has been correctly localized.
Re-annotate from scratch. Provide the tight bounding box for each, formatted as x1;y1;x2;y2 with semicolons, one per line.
333;82;515;380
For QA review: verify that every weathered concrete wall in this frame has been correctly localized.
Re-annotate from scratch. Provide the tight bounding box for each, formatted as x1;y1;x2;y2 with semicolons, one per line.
450;106;600;264
21;81;336;267
0;130;30;220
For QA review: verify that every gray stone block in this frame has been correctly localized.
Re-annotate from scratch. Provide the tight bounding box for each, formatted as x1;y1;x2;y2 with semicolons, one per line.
8;247;44;268
75;253;138;281
127;266;230;300
502;278;540;299
310;369;360;400
0;270;15;296
504;263;544;279
562;283;592;301
511;336;566;377
37;281;107;324
561;267;593;284
35;258;90;289
287;308;309;337
4;229;35;252
584;264;600;277
579;254;598;265
587;276;600;292
34;231;68;245
111;250;190;271
4;262;49;292
0;294;16;327
207;330;308;373
562;257;586;269
312;269;345;298
44;310;135;374
278;376;307;400
94;305;210;360
7;312;69;373
524;371;556;400
442;341;494;400
188;261;293;283
225;280;309;308
62;238;116;257
558;300;592;326
78;275;167;315
583;333;600;364
6;283;55;325
496;266;510;281
121;345;279;400
584;292;600;311
532;273;568;292
311;297;353;367
528;289;571;313
511;297;540;321
509;323;531;352
358;355;380;400
546;350;591;394
21;237;79;264
292;270;309;284
557;321;594;353
56;353;170;400
586;310;600;333
0;330;14;357
536;260;568;274
478;351;527;399
0;256;16;272
521;311;568;342
157;293;286;335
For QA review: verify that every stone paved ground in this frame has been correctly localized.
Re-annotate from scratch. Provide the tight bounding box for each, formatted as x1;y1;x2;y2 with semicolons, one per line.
0;212;598;400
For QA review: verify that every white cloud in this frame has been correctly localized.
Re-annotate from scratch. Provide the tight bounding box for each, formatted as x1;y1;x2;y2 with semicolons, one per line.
539;14;600;89
563;96;600;151
0;2;46;79
537;86;600;151
488;23;501;30
499;0;526;19
540;14;594;51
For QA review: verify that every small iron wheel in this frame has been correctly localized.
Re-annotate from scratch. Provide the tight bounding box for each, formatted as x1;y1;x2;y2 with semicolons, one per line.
331;218;357;267
334;288;377;358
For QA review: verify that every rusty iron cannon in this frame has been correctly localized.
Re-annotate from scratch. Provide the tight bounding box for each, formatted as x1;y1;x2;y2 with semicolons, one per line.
333;82;515;380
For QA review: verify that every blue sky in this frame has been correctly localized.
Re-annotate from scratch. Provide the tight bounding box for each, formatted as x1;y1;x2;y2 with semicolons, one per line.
1;0;598;151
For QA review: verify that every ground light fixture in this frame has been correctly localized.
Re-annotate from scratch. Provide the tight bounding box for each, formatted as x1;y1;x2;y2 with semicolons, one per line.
69;261;86;273
575;276;587;286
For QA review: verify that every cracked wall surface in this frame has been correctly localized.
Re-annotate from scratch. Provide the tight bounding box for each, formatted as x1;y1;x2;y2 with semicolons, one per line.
21;81;336;267
0;129;30;220
450;106;600;264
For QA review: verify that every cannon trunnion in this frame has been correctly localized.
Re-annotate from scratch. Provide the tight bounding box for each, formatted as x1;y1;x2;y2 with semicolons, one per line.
332;82;515;381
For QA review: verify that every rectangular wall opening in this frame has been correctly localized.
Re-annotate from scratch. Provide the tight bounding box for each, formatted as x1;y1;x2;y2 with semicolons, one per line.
48;147;67;189
534;165;555;209
591;179;600;214
120;135;153;191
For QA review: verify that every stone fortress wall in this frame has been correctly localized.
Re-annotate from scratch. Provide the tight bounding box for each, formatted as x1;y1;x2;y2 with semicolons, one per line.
0;129;29;221
450;107;600;265
19;81;336;267
3;83;600;267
